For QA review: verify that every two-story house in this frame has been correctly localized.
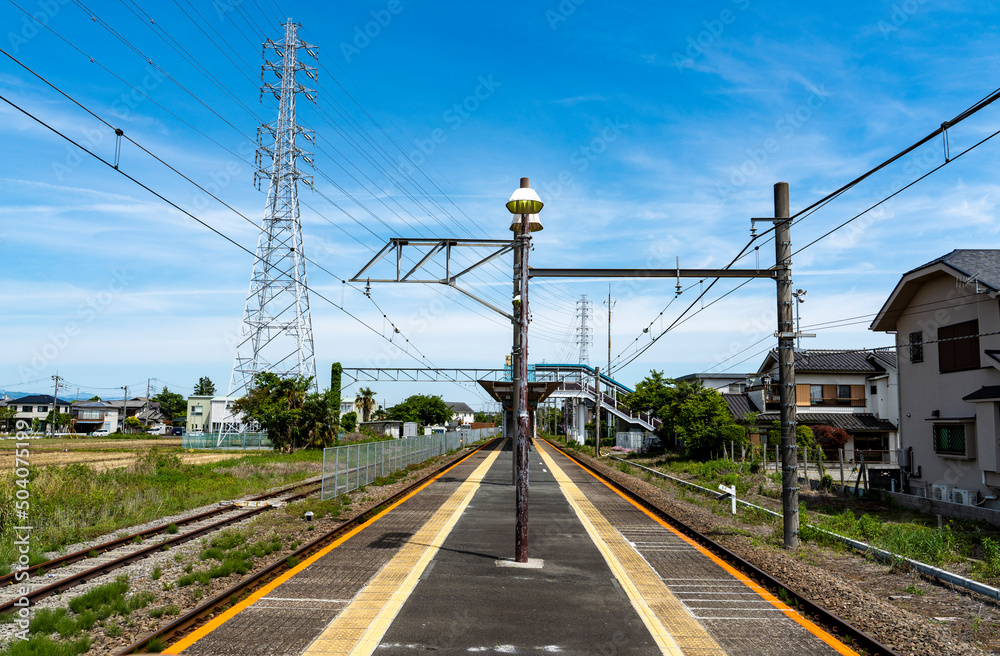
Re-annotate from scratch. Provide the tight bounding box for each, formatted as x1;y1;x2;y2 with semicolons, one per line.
743;350;898;460
3;394;72;433
70;401;119;434
872;249;1000;506
445;401;475;426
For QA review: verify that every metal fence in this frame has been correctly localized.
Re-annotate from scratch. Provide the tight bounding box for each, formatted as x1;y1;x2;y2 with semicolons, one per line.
320;427;501;500
615;431;657;452
181;432;273;449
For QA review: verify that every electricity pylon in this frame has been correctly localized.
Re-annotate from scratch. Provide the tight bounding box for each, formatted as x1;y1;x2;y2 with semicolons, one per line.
575;295;593;366
229;20;319;397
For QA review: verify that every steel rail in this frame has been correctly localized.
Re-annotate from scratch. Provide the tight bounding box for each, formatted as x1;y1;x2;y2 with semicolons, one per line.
114;438;500;655
0;486;321;615
545;439;900;656
0;478;321;588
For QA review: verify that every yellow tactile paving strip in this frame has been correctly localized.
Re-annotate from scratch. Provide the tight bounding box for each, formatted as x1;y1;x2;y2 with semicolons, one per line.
535;440;726;656
301;444;504;656
164;443;499;655
544;441;861;656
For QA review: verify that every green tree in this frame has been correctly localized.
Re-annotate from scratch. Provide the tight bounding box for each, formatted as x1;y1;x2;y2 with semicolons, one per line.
231;373;313;452
340;411;357;433
44;410;72;432
624;371;704;443
152;386;186;424
330;362;342;434
386;395;453;426
767;420;815;448
673;388;745;457
194;376;216;396
123;416;141;434
87;395;102;402
355;387;377;423
0;406;16;432
301;388;338;448
474;410;501;424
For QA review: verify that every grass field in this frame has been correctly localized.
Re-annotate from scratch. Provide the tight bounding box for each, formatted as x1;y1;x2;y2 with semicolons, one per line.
0;439;323;573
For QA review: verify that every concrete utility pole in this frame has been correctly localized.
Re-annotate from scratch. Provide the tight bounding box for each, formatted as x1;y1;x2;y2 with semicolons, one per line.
594;366;602;457
605;286;616;438
774;182;799;549
50;372;60;438
120;385;128;433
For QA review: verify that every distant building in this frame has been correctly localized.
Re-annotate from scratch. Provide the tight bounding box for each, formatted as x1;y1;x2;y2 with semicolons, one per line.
2;394;71;432
675;373;753;394
709;349;899;459
186;395;252;433
445;401;474;425
70;401;119;434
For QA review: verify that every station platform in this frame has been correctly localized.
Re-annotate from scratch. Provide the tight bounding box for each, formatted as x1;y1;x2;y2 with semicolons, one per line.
164;439;859;656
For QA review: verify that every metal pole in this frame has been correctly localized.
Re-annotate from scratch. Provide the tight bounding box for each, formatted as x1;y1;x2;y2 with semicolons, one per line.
514;178;532;563
839;448;845;490
775;181;799;549
594;367;602;457
50;373;60;438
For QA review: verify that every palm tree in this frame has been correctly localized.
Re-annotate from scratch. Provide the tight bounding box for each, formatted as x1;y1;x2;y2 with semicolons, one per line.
356;387;377;423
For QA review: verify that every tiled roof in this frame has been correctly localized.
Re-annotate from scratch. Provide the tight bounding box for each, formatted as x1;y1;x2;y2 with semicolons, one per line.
721;393;759;421
4;395;71;405
772;350;893;373
963;386;1000;402
446;401;474;414
908;249;1000;291
759;412;896;432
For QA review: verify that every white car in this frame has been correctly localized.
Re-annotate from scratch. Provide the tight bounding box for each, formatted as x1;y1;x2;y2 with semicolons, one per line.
92;429;111;437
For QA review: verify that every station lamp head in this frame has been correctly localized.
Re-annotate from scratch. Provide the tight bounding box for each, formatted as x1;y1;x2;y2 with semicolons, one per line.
507;177;544;233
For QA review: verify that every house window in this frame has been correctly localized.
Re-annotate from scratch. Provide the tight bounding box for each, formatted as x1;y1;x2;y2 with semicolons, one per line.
21;406;32;413
870;385;877;395
192;405;203;415
909;331;923;363
933;425;967;456
810;385;822;404
938;320;980;373
837;386;852;406
37;406;47;413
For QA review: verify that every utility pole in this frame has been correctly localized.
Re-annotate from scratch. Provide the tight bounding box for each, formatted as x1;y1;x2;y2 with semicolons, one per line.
120;385;128;433
144;378;151;428
774;182;799;549
594;366;602;457
50;372;60;438
604;285;616;439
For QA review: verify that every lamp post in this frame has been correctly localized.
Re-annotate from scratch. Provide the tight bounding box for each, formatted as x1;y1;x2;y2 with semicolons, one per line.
506;177;543;563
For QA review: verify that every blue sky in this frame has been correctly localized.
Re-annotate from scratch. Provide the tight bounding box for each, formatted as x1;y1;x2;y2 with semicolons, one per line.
3;1;1000;409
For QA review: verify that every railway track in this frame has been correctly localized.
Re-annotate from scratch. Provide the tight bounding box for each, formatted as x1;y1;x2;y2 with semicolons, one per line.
0;478;323;614
548;439;899;656
114;438;498;655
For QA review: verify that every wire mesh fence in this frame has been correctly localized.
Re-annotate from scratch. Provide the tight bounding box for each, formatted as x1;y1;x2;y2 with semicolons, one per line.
320;427;500;500
181;432;273;449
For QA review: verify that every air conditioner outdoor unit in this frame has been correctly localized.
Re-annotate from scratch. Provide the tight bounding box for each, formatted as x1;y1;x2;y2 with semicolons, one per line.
914;486;926;499
951;489;976;506
931;484;949;501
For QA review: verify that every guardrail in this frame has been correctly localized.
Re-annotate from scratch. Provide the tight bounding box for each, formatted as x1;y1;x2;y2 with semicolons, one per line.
320;427;500;500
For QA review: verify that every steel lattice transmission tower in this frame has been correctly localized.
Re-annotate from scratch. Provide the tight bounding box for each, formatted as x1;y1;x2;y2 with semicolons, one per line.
229;21;319;397
575;295;593;366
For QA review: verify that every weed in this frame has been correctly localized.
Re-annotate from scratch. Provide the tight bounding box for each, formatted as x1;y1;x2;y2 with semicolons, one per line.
106;622;123;637
192;588;203;600
166;523;179;534
904;584;926;596
152;567;162;580
88;550;98;559
162;582;174;591
286;556;301;568
147;637;167;653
